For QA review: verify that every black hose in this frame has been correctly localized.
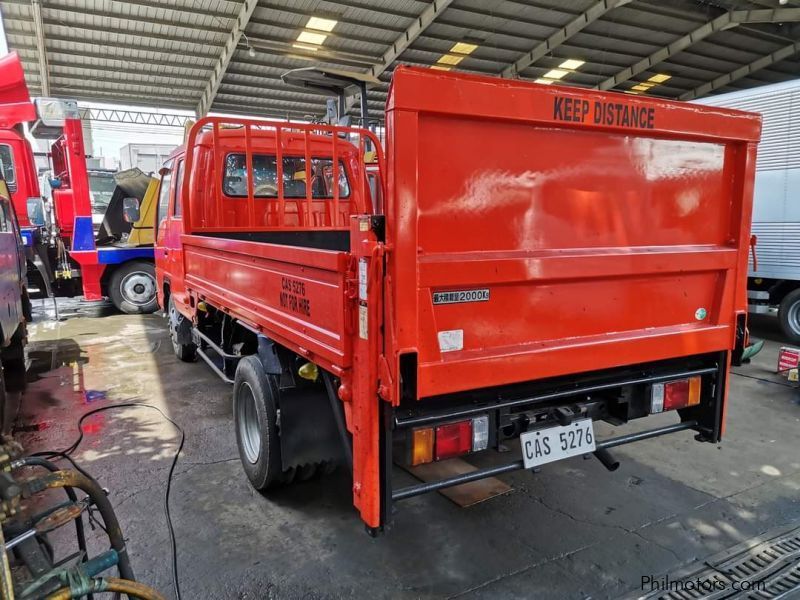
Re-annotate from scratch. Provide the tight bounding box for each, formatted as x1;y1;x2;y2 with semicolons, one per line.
38;470;135;582
29;402;185;600
14;456;89;576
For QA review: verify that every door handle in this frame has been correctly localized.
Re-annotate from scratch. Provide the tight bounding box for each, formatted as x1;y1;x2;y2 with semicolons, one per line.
163;249;169;257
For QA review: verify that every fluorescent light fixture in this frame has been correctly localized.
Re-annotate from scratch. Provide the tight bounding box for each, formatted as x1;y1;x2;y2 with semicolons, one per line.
306;16;337;32
543;69;568;80
648;73;671;83
535;78;555;85
559;59;585;70
431;65;451;71
450;42;478;55
437;54;464;66
296;31;327;45
292;43;319;52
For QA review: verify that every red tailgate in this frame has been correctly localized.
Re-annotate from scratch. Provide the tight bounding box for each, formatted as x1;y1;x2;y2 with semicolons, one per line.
384;67;761;399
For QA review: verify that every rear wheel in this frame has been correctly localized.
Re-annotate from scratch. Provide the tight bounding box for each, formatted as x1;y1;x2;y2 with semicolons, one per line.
108;261;158;314
233;356;287;491
168;297;196;362
778;289;800;343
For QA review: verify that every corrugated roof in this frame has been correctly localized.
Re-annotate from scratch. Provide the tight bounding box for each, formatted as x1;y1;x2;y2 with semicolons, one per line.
1;0;798;118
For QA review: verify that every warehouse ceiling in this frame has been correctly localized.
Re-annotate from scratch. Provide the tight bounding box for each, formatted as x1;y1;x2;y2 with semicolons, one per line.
1;0;799;120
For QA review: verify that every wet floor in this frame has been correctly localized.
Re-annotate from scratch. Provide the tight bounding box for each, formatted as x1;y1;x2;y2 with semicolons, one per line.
11;298;800;599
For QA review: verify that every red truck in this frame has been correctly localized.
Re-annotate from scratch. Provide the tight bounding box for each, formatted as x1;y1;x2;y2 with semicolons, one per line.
155;67;760;532
0;52;159;314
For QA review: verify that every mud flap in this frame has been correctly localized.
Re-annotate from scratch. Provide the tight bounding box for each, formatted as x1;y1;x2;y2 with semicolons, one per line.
276;382;343;470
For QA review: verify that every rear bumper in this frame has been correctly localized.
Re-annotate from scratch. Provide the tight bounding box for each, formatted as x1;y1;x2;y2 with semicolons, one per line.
378;351;728;528
392;421;696;501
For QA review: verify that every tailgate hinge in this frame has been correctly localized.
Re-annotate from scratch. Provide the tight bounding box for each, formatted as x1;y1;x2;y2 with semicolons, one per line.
377;355;394;403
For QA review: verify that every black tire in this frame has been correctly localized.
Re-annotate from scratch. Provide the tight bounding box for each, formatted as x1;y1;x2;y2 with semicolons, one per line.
1;326;26;393
0;357;7;434
779;289;800;344
233;356;287;491
168;297;196;362
108;261;158;314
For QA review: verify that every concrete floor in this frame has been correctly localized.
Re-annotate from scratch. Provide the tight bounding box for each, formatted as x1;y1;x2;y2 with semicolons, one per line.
13;301;800;599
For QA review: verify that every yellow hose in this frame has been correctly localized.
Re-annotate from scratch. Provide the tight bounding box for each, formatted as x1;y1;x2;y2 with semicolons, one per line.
46;577;166;600
0;528;14;600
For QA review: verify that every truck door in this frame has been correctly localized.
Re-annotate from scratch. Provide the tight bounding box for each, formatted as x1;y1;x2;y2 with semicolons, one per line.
154;159;173;306
154;157;188;311
0;186;21;344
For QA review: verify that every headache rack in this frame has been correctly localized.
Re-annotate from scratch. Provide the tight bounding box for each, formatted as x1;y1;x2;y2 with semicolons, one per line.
181;116;385;233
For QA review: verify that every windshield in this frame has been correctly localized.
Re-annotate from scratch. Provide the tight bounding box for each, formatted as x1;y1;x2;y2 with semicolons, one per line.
88;174;117;216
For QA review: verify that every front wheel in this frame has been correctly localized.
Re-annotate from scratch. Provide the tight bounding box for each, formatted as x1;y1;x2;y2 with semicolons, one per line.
778;288;800;344
168;297;196;362
108;261;158;314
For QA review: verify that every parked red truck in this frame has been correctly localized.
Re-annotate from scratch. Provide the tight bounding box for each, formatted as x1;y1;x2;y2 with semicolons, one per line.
0;52;159;314
156;67;760;532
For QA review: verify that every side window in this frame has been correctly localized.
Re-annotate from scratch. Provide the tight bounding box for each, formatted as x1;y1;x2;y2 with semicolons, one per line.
173;160;184;217
0;201;8;232
222;153;350;199
157;161;173;226
367;172;382;213
0;145;16;187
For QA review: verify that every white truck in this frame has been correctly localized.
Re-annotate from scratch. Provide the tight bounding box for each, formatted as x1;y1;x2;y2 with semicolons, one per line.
696;80;800;341
119;143;176;174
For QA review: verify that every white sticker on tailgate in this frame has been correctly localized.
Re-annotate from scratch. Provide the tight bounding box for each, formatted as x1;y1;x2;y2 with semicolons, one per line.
437;329;464;353
520;419;596;469
433;289;490;305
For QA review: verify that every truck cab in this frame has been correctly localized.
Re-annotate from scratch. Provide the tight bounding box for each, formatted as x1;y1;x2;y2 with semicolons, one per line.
0;128;40;229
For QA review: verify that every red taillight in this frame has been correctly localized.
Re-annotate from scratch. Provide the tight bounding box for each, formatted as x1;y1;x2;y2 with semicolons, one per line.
435;420;472;461
664;379;690;411
652;376;702;413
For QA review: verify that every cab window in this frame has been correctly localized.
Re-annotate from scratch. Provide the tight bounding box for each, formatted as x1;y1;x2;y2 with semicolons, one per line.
173;160;184;217
222;153;350;199
0;145;16;187
157;161;173;226
0;200;9;232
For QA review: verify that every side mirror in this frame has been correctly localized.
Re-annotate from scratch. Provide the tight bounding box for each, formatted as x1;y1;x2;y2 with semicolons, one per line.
122;197;141;223
27;197;46;227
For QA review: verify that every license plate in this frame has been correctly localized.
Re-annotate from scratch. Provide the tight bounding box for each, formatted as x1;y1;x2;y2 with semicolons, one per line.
520;419;596;469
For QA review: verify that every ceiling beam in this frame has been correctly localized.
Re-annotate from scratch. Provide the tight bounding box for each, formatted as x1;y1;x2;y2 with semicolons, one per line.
368;0;454;79
501;0;631;79
31;0;50;96
598;7;800;91
78;107;192;127
343;0;453;117
679;40;800;100
195;0;258;116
